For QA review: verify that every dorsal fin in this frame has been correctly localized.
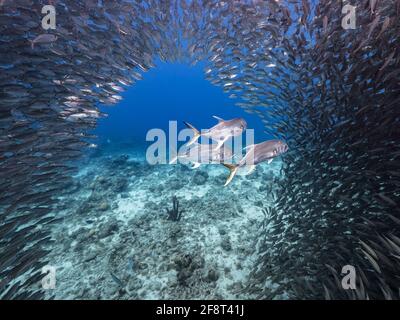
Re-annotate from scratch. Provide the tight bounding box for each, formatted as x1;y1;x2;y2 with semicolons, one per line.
212;115;225;123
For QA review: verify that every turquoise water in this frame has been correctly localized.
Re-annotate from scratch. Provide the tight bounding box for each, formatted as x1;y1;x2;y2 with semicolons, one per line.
95;61;270;145
2;0;398;301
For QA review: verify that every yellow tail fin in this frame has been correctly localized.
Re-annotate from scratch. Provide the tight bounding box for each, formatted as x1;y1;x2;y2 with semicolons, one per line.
223;163;239;186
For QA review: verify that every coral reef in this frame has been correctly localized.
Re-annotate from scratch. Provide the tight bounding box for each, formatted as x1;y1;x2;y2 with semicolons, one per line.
166;196;184;222
44;150;283;299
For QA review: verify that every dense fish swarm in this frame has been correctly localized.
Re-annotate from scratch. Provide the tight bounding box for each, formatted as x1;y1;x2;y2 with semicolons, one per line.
0;0;399;299
251;0;400;299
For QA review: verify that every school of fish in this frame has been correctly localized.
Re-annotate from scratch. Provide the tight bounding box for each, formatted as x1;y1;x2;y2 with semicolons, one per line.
0;0;399;300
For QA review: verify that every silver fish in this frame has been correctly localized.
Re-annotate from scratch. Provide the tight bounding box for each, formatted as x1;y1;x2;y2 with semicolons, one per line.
0;0;398;301
184;116;247;149
223;140;288;186
29;34;58;49
170;142;233;169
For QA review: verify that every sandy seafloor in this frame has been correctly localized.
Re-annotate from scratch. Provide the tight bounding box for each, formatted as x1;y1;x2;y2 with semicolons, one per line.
45;146;283;300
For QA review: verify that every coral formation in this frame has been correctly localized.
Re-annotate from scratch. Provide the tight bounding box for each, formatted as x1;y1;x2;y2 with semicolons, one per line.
166;196;184;222
44;150;283;299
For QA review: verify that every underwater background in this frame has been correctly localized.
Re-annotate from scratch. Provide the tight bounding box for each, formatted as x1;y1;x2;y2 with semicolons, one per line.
1;0;400;300
95;60;269;144
48;60;280;299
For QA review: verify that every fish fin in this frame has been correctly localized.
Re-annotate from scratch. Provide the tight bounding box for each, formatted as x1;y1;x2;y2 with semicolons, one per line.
169;155;179;165
212;115;225;123
183;121;201;146
29;40;34;49
267;159;273;164
247;165;257;175
191;162;201;169
222;163;239;186
216;136;229;150
243;144;255;151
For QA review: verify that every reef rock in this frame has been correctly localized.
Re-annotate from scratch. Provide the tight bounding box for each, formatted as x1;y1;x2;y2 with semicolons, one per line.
192;171;209;185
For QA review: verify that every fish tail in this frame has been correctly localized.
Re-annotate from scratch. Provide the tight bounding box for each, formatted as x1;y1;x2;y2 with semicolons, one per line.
222;163;239;186
183;121;201;146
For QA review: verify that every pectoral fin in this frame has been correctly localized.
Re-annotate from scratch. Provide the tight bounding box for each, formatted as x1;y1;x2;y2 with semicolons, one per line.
190;162;201;169
223;163;239;186
267;159;273;164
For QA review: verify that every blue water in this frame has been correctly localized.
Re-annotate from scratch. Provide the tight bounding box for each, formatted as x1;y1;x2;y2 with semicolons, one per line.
95;61;269;148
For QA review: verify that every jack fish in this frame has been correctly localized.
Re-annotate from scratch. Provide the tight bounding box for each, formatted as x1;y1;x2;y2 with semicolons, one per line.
170;142;233;169
223;140;288;186
184;116;247;150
